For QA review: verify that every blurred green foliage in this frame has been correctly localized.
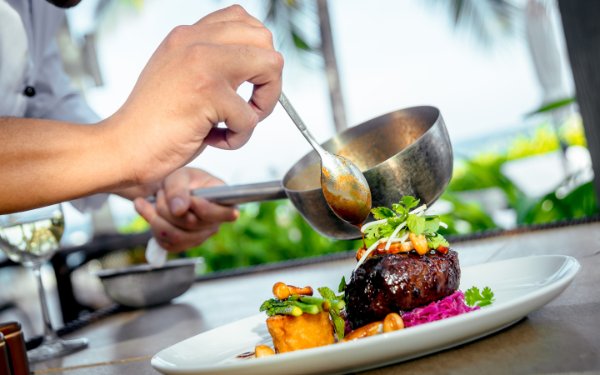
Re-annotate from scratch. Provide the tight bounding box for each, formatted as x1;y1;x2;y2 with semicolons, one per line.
119;114;596;273
440;113;596;233
519;181;598;225
185;201;361;272
437;192;497;236
121;201;361;273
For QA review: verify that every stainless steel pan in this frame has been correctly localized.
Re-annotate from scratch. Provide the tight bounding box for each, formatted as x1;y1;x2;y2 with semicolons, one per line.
188;106;452;240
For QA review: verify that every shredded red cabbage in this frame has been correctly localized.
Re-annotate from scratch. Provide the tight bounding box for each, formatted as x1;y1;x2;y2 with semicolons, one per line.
401;290;478;328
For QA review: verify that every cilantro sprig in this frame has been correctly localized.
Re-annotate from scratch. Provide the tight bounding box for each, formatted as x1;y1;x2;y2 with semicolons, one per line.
465;286;495;307
363;196;449;249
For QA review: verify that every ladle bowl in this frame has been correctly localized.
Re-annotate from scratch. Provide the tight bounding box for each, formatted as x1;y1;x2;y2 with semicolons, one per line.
283;106;452;239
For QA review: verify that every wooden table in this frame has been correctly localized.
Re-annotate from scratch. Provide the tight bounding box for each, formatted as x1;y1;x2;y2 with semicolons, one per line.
29;221;600;374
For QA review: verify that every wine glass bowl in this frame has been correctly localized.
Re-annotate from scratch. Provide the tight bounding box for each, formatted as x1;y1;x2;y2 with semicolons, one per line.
0;204;88;363
0;205;64;267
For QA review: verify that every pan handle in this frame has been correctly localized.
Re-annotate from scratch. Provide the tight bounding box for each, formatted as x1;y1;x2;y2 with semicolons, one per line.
147;180;286;206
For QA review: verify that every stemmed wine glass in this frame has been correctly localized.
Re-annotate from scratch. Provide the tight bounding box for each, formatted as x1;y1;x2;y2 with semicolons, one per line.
0;204;88;362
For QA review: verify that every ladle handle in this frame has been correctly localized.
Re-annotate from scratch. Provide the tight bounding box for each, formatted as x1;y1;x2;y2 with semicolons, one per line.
147;180;286;206
279;92;327;156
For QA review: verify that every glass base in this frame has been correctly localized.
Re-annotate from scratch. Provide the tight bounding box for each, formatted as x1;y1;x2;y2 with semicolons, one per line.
27;336;89;363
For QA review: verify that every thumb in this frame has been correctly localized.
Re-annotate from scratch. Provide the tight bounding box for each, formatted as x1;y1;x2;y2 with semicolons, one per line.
163;171;192;217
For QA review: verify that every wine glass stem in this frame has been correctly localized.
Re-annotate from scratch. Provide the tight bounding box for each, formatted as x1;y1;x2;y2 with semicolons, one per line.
32;264;58;341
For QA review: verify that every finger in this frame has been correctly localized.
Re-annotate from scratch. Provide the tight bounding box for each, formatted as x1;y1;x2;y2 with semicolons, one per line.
203;45;283;90
185;168;226;189
195;4;263;28
156;184;232;231
170;43;281;95
249;75;283;121
193;22;275;50
162;169;192;216
154;189;178;225
202;88;259;150
137;190;228;252
135;197;189;252
202;46;282;148
214;46;283;122
153;189;202;230
134;197;158;225
189;198;239;224
152;219;221;253
135;198;179;250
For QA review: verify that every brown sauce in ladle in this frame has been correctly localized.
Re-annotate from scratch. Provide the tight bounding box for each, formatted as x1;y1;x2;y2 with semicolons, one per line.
320;163;372;243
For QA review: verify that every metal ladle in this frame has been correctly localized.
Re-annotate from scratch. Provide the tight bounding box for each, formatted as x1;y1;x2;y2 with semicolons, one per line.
145;106;452;265
278;93;372;226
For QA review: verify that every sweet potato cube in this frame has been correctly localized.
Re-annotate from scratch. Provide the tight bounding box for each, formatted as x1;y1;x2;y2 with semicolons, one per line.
266;311;334;353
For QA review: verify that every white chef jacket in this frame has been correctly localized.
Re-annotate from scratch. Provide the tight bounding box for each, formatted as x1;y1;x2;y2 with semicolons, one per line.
1;0;106;210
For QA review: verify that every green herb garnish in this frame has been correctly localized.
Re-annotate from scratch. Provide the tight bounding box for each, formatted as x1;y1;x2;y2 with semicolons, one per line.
317;286;346;341
465;286;495;307
338;276;346;293
259;285;347;340
362;196;449;248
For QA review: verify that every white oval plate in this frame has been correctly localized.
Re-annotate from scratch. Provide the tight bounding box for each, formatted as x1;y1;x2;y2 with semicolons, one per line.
152;255;580;375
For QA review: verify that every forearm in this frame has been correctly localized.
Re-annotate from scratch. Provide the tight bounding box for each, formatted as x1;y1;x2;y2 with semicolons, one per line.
0;117;132;213
0;5;283;214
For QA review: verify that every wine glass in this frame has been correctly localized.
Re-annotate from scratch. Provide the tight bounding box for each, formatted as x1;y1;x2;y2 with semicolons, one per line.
0;204;88;363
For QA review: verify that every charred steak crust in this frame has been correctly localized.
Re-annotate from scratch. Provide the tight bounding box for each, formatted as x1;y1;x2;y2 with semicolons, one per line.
346;250;460;328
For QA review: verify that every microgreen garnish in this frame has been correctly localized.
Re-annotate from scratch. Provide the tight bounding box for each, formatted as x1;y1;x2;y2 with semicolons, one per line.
338;276;346;293
465;286;495;307
355;196;449;270
362;196;448;248
317;287;346;341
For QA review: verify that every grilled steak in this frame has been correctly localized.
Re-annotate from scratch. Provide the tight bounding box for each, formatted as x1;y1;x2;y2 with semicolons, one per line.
345;250;460;328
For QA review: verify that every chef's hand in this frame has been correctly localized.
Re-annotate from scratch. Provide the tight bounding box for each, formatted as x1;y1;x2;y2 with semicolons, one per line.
109;5;283;189
128;167;238;253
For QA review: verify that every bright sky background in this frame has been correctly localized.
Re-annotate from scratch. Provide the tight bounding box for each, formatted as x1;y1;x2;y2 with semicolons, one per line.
69;0;550;185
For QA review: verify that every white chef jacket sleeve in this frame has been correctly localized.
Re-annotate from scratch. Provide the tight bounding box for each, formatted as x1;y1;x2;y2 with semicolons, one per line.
25;37;99;123
26;37;109;212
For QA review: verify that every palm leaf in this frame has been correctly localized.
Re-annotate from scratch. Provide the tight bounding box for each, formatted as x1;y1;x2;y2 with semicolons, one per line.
424;0;520;47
